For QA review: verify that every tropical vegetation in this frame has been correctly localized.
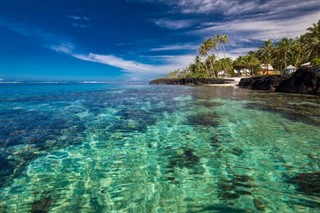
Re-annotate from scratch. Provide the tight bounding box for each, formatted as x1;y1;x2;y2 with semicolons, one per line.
167;20;320;78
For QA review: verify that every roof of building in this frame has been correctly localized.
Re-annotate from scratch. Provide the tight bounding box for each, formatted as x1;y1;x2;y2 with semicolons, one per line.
285;65;296;69
301;62;311;67
260;64;274;70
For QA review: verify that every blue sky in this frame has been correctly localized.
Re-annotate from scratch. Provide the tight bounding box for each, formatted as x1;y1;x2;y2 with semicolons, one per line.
1;0;319;81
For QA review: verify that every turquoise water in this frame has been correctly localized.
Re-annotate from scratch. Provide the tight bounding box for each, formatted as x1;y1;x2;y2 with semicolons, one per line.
1;83;319;212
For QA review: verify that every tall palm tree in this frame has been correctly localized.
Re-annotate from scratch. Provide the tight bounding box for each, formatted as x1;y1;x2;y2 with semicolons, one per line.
292;36;305;68
233;56;246;76
305;20;320;59
275;37;292;72
204;38;218;78
259;39;273;75
221;57;233;75
213;34;221;60
246;54;260;75
220;34;229;59
199;42;210;76
206;54;217;78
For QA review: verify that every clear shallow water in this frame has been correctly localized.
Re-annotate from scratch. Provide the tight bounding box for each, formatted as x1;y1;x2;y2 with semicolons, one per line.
1;83;320;212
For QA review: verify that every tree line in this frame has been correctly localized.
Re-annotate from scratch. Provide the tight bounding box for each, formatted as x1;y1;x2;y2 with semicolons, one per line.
167;20;320;78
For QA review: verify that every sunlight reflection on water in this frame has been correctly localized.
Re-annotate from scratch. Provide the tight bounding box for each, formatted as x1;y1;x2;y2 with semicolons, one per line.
0;84;319;212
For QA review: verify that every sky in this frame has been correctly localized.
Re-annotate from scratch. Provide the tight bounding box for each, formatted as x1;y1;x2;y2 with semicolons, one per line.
1;0;319;81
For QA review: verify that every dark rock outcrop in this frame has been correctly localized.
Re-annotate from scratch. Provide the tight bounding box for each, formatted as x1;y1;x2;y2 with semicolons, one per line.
237;77;253;88
149;78;234;85
276;68;320;95
238;75;289;91
238;67;320;95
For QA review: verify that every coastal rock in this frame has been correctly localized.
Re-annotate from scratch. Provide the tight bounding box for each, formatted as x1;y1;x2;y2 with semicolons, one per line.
237;78;253;88
276;68;320;95
149;78;234;85
238;75;289;91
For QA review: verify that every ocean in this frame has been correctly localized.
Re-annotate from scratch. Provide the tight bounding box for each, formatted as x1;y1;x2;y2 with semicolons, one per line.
1;83;319;212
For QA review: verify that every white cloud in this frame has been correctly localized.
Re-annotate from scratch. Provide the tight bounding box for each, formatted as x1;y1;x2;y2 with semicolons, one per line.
153;18;195;30
78;53;154;72
72;23;90;28
68;15;90;21
162;0;320;17
51;43;74;54
191;11;320;41
227;47;258;60
68;52;194;76
149;44;198;51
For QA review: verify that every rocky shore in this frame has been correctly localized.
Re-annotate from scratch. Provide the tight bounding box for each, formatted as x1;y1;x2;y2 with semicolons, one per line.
239;67;320;95
150;68;319;95
149;78;234;85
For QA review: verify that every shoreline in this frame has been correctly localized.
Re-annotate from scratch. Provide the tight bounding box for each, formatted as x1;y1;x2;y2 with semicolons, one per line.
149;67;320;96
205;77;242;87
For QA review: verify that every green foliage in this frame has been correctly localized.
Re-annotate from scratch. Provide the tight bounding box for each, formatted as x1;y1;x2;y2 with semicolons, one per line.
165;19;319;78
310;58;320;66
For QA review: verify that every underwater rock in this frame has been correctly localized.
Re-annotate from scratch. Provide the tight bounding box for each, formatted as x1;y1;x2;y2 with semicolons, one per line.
288;172;320;195
194;101;222;108
210;136;221;149
0;157;14;187
231;148;244;156
253;198;266;211
112;109;158;132
167;148;200;172
218;174;253;201
245;100;320;127
184;149;200;168
233;174;252;182
0;108;87;188
220;192;240;200
219;182;236;191
31;196;53;213
236;190;252;196
186;112;219;127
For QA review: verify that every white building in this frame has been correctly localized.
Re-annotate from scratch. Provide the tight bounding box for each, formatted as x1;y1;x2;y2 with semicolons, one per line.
284;65;296;74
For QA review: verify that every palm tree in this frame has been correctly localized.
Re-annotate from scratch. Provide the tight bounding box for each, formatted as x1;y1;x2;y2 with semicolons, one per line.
168;69;180;78
194;55;206;77
213;34;221;60
206;54;217;78
199;40;211;77
292;36;305;68
274;37;292;72
305;20;320;59
246;54;260;75
221;57;233;76
233;56;246;76
259;39;273;75
204;38;218;78
220;34;229;59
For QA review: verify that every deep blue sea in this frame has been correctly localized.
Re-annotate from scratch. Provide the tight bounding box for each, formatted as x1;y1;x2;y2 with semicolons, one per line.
1;83;320;212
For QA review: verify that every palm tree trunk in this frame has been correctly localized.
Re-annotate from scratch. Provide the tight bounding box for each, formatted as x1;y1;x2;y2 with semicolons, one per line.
204;63;209;77
284;52;287;68
295;50;302;68
209;60;217;78
222;44;226;59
